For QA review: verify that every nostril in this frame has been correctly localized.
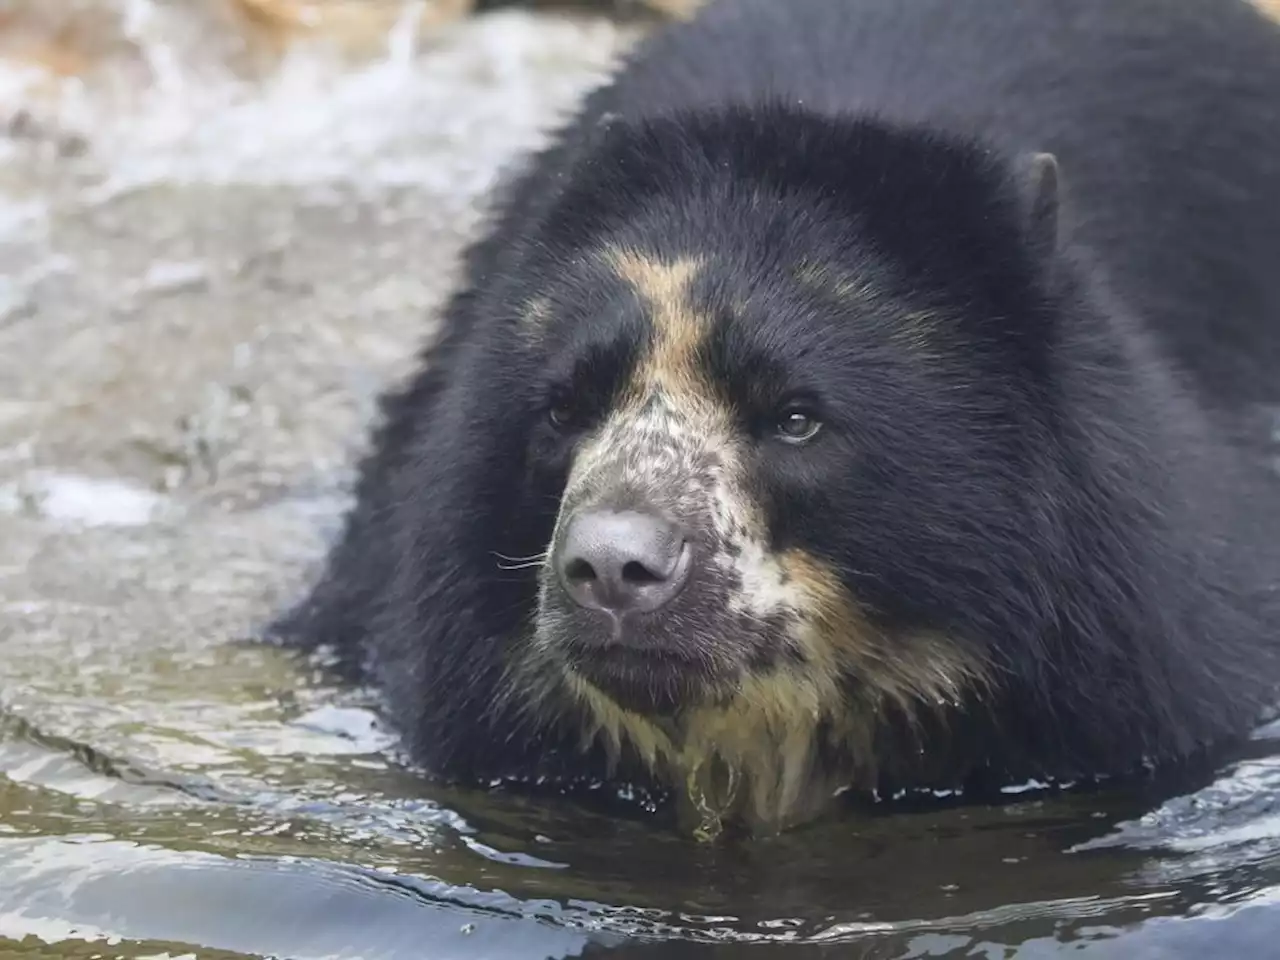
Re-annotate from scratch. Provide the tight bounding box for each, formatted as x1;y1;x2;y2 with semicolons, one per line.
563;557;597;584
621;559;664;584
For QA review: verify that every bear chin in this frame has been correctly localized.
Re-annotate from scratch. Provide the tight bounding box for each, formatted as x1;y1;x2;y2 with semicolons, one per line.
548;637;725;716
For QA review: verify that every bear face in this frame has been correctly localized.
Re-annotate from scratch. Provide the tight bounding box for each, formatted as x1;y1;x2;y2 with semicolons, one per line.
457;109;1077;829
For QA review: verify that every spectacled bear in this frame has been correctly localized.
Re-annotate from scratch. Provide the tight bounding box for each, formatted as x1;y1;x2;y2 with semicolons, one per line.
269;0;1280;838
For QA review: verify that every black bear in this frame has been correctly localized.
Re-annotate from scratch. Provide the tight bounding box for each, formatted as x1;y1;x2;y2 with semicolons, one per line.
270;0;1280;838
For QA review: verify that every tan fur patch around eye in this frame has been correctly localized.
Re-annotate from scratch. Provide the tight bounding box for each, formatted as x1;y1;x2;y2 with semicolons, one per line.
603;246;713;409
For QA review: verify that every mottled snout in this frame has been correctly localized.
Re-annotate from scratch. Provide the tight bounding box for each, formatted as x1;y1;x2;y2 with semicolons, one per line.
555;508;692;616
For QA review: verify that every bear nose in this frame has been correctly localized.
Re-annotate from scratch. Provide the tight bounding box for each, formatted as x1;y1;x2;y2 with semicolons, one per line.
556;508;691;615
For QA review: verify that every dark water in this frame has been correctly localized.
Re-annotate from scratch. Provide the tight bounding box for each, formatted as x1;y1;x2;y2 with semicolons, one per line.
5;619;1280;959
3;4;1280;958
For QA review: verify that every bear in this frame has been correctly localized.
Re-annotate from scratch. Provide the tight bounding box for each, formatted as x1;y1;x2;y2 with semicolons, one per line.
269;0;1280;839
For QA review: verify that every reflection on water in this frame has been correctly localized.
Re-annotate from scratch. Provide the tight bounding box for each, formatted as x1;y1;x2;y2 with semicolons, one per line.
2;3;1280;958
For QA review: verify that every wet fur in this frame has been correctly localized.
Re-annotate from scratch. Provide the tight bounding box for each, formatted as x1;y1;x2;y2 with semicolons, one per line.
270;0;1280;836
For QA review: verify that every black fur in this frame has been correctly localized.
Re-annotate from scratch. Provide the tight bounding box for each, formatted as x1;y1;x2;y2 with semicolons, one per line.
270;0;1280;816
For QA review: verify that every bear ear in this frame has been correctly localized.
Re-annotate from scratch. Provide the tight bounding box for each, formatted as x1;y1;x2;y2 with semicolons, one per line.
1013;151;1061;264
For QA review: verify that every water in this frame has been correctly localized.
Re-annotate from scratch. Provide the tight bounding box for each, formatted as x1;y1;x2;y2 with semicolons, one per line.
2;3;1280;957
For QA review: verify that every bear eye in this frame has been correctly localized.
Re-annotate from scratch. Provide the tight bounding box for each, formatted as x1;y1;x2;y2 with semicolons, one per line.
774;406;822;444
546;388;581;430
548;400;575;429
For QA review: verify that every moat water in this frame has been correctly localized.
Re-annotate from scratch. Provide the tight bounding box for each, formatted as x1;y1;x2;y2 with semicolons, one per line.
2;2;1280;957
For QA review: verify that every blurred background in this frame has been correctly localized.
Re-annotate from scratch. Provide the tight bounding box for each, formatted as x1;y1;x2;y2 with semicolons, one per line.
1;2;1280;959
